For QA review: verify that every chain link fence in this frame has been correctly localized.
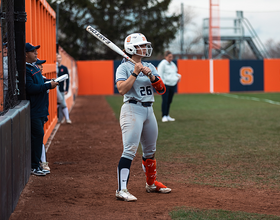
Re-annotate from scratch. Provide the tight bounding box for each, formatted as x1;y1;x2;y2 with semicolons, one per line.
0;0;21;116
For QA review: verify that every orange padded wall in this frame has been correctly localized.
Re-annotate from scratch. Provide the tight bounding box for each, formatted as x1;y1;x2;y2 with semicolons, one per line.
213;59;229;93
177;60;210;93
77;60;114;95
264;59;280;92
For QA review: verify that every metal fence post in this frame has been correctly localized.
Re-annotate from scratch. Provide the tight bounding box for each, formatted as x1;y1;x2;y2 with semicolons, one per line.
14;0;26;100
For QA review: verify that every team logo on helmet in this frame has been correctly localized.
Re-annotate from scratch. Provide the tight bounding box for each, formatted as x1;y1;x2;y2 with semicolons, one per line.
127;36;131;42
141;34;146;41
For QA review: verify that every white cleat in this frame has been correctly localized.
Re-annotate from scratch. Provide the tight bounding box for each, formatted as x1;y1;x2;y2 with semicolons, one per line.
40;162;50;171
162;116;168;122
116;189;137;202
145;181;171;193
167;115;175;121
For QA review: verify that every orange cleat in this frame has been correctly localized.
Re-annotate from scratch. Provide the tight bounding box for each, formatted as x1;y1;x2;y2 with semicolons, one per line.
145;180;171;193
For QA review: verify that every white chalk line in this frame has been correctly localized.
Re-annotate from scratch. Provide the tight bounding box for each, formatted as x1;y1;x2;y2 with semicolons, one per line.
214;93;280;106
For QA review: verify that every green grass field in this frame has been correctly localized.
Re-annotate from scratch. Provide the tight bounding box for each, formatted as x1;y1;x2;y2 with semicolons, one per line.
106;92;280;219
169;207;280;220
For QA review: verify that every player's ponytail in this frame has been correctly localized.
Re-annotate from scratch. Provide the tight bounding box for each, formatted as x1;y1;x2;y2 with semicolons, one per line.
123;49;133;59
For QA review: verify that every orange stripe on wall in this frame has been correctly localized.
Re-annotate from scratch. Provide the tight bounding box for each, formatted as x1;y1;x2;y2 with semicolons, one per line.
77;60;114;95
264;59;280;92
213;59;229;93
177;60;210;93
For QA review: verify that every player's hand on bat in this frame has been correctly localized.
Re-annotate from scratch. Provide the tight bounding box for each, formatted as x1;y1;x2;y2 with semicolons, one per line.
141;66;152;76
134;63;143;75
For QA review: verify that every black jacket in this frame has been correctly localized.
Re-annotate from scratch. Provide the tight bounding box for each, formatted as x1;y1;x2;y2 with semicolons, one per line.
57;64;69;92
26;62;51;119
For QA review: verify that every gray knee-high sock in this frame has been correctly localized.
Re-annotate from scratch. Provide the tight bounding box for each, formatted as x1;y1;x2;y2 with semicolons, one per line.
41;144;46;163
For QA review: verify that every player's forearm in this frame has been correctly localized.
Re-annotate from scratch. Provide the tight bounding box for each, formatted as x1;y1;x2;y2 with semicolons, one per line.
149;74;156;82
117;76;136;95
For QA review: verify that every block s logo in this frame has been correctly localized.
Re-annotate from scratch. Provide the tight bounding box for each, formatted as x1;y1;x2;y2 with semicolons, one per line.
240;67;254;85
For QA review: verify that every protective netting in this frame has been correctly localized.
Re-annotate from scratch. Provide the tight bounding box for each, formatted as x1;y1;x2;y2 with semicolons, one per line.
0;0;20;116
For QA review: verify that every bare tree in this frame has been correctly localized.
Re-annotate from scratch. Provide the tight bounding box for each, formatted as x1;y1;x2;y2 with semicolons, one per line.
184;27;203;54
265;39;280;58
241;42;257;59
167;6;203;55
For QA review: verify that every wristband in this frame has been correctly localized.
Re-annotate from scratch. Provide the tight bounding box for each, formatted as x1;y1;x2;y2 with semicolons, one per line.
151;76;159;83
132;72;138;78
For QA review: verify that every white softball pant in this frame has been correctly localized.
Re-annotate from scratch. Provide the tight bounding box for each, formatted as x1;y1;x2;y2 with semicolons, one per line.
120;102;158;160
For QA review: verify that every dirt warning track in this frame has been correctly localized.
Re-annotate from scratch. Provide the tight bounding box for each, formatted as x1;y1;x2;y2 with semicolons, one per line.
9;96;280;220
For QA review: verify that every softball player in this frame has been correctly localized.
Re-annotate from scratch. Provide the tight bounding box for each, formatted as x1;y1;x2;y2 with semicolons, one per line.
115;33;171;202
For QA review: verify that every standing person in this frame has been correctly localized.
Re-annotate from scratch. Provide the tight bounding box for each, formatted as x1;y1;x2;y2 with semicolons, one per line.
25;43;58;176
36;58;51;172
56;53;71;124
157;51;181;122
36;58;49;122
115;33;171;202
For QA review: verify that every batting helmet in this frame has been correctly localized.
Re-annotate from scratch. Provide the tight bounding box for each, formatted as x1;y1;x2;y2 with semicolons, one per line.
124;33;153;57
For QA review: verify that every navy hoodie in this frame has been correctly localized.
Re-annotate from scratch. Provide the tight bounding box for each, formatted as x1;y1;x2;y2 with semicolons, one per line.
26;62;52;119
57;64;69;92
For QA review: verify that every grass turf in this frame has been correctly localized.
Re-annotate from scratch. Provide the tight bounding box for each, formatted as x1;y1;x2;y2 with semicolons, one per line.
106;93;280;218
169;207;280;219
106;93;280;189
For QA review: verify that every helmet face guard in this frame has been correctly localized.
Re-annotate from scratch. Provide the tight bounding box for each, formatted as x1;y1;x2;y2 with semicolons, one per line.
133;44;153;57
124;33;153;57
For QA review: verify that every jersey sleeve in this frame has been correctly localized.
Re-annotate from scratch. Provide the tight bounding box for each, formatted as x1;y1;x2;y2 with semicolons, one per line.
115;63;128;83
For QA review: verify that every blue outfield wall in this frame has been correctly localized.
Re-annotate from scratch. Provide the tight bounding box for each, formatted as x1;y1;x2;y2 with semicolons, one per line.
230;60;264;92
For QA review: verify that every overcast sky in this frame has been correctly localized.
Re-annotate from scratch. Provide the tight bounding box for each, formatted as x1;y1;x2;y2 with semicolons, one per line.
168;0;280;52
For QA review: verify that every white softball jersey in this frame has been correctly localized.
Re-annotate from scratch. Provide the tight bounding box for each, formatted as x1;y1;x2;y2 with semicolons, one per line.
115;60;159;103
157;59;179;86
115;59;160;160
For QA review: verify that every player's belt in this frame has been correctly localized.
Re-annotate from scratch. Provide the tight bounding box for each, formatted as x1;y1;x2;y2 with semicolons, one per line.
128;100;152;107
